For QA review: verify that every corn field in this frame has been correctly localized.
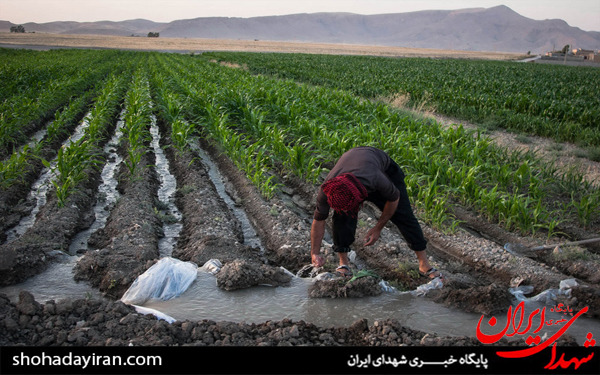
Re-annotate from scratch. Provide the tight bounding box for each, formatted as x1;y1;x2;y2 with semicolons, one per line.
206;52;600;148
1;48;599;240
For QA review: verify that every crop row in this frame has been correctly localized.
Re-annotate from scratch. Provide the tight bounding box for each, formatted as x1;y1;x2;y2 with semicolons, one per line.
206;52;600;148
0;49;140;157
1;49;599;243
147;53;599;237
44;73;128;207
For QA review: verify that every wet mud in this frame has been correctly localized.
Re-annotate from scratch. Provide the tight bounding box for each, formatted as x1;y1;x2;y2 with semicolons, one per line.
1;103;598;348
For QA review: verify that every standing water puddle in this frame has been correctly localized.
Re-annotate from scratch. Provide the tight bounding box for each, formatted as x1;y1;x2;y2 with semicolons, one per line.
0;254;104;302
142;269;475;335
140;269;600;343
150;117;182;257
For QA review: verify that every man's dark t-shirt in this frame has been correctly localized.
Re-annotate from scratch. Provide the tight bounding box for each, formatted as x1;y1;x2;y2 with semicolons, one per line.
314;147;400;221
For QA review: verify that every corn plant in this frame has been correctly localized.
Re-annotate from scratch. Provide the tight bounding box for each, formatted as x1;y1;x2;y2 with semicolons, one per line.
206;109;280;199
285;142;323;184
43;139;102;207
206;52;600;147
45;91;94;144
570;191;600;229
41;73;127;207
0;145;31;189
151;81;195;154
122;70;152;177
0;50;129;156
169;118;195;155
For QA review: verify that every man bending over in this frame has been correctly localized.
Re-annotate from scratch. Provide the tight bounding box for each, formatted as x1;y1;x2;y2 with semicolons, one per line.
310;146;441;279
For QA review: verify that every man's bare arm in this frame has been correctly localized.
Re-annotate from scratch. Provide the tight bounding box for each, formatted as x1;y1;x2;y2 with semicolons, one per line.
365;198;398;246
310;219;326;266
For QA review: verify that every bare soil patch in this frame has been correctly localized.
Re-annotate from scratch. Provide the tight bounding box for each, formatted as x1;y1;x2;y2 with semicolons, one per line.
433;113;600;187
0;32;527;60
381;94;600;188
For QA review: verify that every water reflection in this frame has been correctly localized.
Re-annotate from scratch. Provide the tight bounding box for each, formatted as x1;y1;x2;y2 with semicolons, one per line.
142;270;480;337
0;254;103;302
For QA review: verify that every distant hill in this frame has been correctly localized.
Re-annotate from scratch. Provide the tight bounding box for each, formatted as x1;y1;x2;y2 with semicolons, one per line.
3;6;600;54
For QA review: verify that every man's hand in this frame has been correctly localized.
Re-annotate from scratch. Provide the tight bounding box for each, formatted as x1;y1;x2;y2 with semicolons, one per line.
312;253;325;267
364;227;382;246
364;198;398;246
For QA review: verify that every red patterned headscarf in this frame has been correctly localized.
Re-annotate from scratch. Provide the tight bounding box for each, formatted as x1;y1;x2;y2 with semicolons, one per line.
321;173;368;217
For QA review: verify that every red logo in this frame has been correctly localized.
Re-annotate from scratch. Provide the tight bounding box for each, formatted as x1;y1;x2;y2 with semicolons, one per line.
476;301;595;370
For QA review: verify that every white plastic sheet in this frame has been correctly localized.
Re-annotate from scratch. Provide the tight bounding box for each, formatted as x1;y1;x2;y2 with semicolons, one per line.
121;257;198;305
411;277;444;297
380;280;401;293
133;305;177;323
509;278;578;304
200;259;222;275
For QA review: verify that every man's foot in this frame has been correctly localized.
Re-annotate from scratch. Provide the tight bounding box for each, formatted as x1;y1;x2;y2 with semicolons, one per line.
335;265;353;277
419;267;442;280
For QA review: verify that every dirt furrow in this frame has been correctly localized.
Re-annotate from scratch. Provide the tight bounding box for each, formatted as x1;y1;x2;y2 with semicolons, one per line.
74;142;162;299
163;141;256;266
0;130;588;348
196;138;314;273
0;112;90;241
0;142;105;286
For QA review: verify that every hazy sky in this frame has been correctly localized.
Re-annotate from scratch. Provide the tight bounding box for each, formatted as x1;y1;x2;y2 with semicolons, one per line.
2;0;599;31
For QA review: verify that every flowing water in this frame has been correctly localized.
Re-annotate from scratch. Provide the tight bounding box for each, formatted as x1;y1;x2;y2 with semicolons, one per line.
143;268;478;335
4;114;91;243
150;118;182;257
1;130;598;344
29;128;48;146
69;111;124;254
190;142;263;250
0;254;104;302
138;267;600;343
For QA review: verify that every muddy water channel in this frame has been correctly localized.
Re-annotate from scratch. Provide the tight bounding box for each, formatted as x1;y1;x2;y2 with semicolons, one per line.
141;268;600;344
1;119;598;346
1;101;599;358
144;269;484;334
150;119;182;257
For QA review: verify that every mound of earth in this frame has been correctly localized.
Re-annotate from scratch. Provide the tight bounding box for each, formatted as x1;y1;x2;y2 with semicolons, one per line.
308;273;383;298
216;259;293;290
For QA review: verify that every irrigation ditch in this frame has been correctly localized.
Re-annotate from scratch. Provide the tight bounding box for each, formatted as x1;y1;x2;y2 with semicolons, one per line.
0;105;598;348
0;59;599;350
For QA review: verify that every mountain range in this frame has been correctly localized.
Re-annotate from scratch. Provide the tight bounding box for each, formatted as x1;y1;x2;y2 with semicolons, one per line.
2;5;599;54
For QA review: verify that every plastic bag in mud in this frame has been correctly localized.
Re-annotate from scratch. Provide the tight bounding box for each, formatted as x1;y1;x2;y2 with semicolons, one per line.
200;259;222;275
411;277;444;297
380;280;400;293
509;278;579;304
133;305;177;323
121;257;198;305
296;264;322;278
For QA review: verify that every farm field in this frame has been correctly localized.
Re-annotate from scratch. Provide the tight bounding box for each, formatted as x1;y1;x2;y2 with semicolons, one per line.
0;32;528;60
208;52;600;148
1;47;599;360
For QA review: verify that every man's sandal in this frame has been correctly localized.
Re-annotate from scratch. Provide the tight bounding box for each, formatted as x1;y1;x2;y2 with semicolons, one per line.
335;265;353;277
419;267;442;279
